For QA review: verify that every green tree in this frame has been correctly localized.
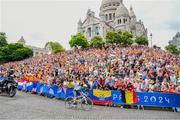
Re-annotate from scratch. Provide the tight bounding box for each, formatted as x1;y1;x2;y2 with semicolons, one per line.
165;44;180;54
121;31;134;46
69;33;89;48
45;41;65;54
11;47;33;61
0;32;8;47
105;31;134;45
106;31;117;44
90;36;105;48
0;43;33;62
135;35;148;45
105;31;122;44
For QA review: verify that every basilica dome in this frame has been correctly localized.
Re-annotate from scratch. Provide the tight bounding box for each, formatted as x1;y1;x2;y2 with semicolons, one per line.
101;0;121;7
115;2;129;18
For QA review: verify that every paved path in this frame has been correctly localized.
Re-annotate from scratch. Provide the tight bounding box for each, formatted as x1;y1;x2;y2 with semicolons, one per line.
0;91;180;120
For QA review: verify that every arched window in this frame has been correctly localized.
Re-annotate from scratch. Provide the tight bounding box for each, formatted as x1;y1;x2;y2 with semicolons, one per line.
95;27;99;35
113;13;115;20
87;27;91;37
105;14;108;21
109;13;112;20
124;19;126;23
118;19;121;24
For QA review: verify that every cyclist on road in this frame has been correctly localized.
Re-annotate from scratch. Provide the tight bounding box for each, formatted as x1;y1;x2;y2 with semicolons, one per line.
73;80;83;98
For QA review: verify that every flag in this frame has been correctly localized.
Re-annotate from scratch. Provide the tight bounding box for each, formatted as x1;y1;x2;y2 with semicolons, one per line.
93;89;112;105
22;81;27;90
17;79;23;90
125;90;138;104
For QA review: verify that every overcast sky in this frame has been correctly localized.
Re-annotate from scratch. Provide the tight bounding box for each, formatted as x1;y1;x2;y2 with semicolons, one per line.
0;0;180;49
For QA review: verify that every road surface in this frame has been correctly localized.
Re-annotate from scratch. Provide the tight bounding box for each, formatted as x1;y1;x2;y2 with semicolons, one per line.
0;91;180;120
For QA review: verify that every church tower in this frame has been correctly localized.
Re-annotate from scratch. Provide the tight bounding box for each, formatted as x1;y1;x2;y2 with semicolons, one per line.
114;0;130;31
129;6;137;36
99;0;120;26
17;36;26;45
77;19;83;33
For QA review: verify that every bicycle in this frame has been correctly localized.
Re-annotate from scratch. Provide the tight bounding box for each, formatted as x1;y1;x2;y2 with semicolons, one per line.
65;91;93;111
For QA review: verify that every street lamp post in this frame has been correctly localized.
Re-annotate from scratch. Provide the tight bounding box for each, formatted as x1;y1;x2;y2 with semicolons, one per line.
150;33;152;48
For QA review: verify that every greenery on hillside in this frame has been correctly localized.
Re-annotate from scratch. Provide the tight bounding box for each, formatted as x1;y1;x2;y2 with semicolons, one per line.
45;41;65;54
90;36;105;48
165;44;180;54
69;33;89;48
0;32;8;47
0;32;33;63
69;31;149;49
135;35;149;46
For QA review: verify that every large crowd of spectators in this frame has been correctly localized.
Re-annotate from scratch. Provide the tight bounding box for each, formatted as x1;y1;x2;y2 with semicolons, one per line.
0;45;180;93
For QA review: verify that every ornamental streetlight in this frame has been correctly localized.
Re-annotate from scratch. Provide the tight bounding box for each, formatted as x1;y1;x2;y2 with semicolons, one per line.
150;33;152;48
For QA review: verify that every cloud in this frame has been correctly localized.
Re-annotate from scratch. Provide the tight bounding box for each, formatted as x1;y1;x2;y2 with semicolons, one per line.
1;0;179;49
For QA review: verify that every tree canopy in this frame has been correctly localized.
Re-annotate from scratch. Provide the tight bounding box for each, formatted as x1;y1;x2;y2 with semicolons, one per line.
106;31;121;44
90;36;105;48
121;31;134;46
105;31;133;46
0;32;8;47
135;35;148;46
0;43;33;63
165;44;180;54
45;41;65;54
69;33;89;48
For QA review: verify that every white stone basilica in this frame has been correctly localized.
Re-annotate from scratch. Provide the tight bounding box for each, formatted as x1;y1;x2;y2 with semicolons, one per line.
77;0;148;40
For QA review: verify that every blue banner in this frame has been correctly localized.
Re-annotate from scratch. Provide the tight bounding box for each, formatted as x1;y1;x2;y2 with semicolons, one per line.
112;91;125;105
49;86;59;96
17;82;180;108
65;88;74;98
137;92;180;107
36;83;43;93
26;82;34;92
43;85;51;94
112;91;180;107
56;87;68;99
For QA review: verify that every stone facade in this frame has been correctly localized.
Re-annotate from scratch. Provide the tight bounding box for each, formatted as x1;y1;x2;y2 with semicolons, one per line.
77;0;148;40
169;32;180;50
